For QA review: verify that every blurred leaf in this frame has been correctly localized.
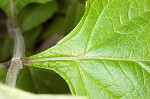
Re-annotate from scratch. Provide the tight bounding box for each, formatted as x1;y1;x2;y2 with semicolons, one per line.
57;0;71;14
0;83;87;99
64;3;85;35
16;67;70;94
0;37;4;61
16;67;37;93
18;1;58;32
36;15;65;52
37;34;62;53
56;0;85;15
23;26;42;52
0;10;7;34
0;69;7;83
42;15;65;39
0;0;52;16
0;36;13;61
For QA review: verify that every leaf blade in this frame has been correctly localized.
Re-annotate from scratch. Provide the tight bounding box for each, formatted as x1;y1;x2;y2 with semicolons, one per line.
28;0;150;98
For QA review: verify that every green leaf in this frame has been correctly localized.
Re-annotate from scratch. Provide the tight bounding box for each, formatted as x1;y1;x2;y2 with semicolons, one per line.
28;0;150;98
16;67;70;94
23;26;42;52
41;15;65;39
38;15;65;52
0;64;70;94
64;3;85;35
17;1;58;32
0;36;13;61
0;0;52;16
0;69;7;83
0;83;86;99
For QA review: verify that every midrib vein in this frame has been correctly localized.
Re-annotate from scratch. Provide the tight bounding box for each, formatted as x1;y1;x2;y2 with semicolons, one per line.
28;56;149;63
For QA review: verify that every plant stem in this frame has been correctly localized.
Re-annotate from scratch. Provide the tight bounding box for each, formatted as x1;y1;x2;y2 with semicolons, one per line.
0;64;3;67
5;58;23;86
5;0;25;87
0;61;11;68
10;27;25;57
0;64;6;69
8;0;25;57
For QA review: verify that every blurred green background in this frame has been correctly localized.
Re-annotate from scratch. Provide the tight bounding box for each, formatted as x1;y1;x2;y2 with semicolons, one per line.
0;0;85;94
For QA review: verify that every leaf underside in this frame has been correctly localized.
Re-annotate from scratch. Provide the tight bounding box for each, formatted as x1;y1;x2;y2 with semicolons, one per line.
28;0;150;98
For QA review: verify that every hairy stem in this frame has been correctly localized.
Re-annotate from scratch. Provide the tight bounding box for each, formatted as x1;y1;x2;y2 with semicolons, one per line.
0;61;11;69
5;0;25;87
10;27;25;57
5;58;23;86
0;63;5;68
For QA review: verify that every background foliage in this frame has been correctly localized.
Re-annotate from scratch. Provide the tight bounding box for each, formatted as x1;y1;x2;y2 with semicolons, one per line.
0;0;85;94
